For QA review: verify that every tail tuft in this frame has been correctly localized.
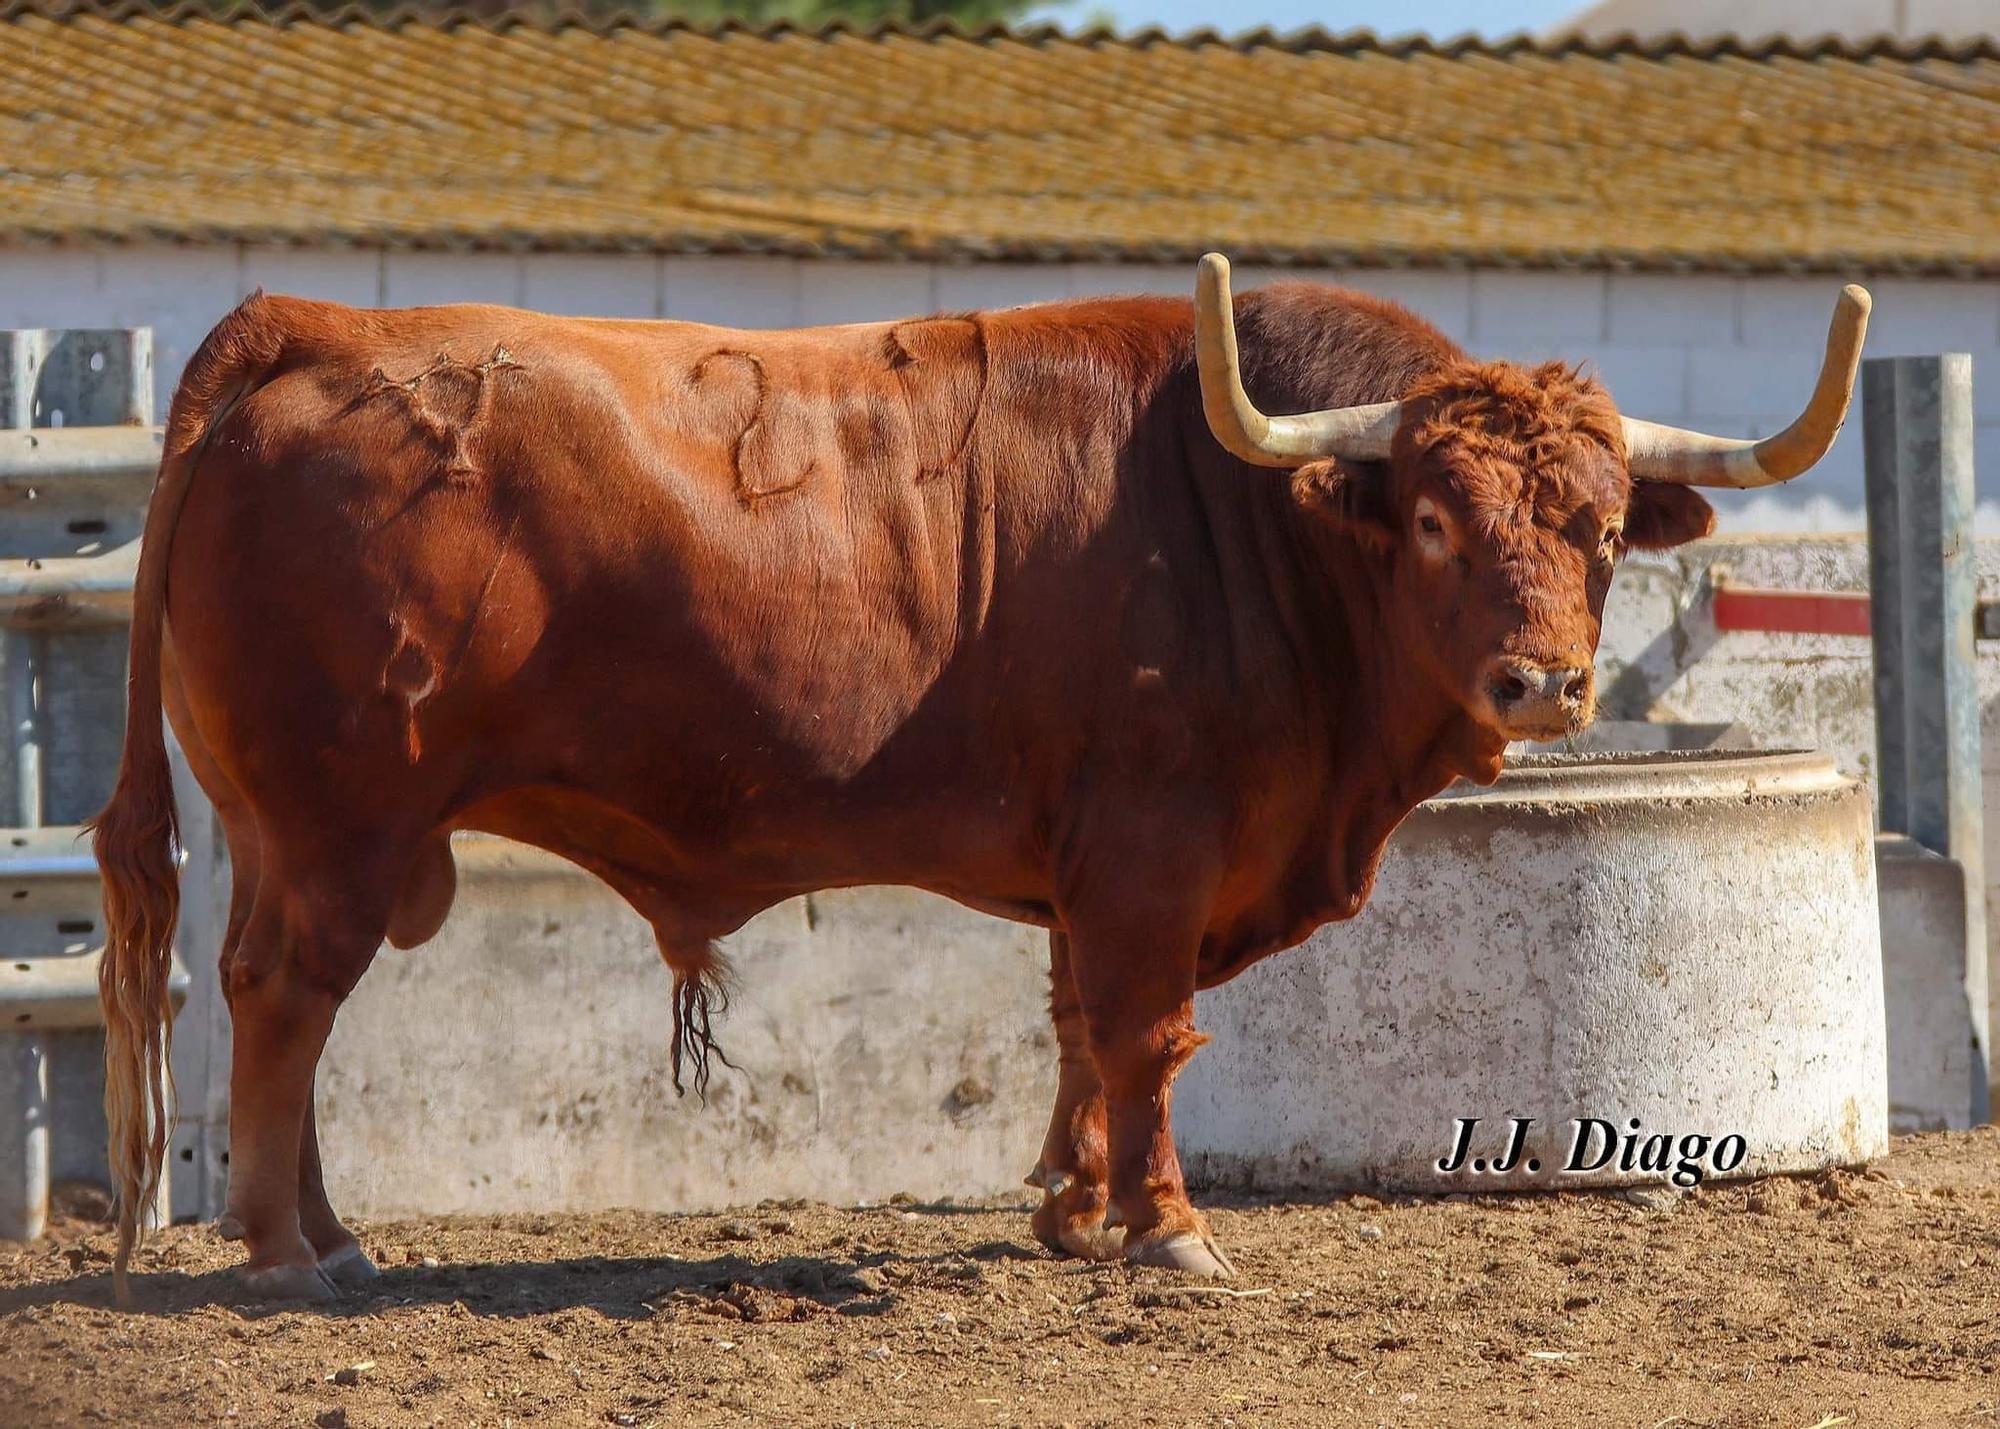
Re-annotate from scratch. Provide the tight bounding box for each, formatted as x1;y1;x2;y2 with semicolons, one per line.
87;756;182;1304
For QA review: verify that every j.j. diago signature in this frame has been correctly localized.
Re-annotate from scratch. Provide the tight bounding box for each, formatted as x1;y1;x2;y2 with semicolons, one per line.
1437;1117;1749;1189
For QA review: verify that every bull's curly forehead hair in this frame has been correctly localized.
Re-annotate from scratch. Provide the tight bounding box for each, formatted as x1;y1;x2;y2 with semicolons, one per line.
1396;360;1627;528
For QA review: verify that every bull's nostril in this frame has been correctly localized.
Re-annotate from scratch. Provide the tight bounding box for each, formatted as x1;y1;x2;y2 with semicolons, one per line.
1493;672;1528;704
1562;673;1589;703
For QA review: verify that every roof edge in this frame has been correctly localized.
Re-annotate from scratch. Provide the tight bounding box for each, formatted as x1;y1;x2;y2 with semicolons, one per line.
4;0;1998;61
4;228;1997;281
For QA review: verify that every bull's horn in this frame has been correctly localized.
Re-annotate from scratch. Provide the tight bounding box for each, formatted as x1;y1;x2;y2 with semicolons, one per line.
1623;284;1871;488
1194;252;1401;467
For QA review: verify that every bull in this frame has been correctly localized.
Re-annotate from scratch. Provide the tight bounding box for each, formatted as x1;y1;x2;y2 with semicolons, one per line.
92;255;1867;1298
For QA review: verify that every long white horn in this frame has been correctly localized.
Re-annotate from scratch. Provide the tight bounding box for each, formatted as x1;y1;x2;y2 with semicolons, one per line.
1194;253;1401;468
1624;284;1871;488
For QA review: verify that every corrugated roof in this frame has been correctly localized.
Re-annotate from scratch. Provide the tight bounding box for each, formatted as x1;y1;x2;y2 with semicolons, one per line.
3;3;1997;274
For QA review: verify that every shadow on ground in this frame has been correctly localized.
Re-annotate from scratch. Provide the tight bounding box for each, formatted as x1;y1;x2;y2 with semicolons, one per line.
0;1232;1052;1321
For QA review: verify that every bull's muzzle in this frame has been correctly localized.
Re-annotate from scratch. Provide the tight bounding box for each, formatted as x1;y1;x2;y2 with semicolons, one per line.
1485;659;1592;739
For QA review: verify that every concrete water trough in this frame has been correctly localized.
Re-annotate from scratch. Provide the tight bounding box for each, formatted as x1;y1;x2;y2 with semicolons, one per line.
1176;749;1889;1194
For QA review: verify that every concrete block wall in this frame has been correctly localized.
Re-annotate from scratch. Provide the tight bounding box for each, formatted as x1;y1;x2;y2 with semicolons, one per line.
4;246;1993;532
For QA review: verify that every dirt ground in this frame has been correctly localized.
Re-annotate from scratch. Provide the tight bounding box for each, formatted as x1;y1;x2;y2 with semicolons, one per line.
4;1129;1999;1429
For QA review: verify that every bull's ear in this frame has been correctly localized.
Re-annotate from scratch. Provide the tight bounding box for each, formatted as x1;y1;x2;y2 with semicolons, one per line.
1625;481;1715;550
1291;459;1396;550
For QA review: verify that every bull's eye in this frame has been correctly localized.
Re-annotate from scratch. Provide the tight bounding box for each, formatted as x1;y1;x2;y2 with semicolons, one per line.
1413;499;1451;558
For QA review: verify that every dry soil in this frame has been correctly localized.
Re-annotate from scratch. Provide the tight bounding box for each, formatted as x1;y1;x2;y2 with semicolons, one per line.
5;1128;1999;1427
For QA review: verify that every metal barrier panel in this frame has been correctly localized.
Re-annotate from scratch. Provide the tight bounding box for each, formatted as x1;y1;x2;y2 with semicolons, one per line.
0;327;189;1240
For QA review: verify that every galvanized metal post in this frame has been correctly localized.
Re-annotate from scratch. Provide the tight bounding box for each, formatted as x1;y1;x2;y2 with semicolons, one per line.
1864;353;1989;1122
1;332;45;835
1;329;49;1239
5;629;43;826
0;1032;49;1240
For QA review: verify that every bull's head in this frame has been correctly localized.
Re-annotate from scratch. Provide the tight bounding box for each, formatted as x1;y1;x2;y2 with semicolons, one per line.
1193;253;1870;745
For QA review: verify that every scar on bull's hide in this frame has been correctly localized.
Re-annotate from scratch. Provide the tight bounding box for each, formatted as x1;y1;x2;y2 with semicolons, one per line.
381;614;439;763
375;498;525;763
691;349;813;510
361;345;522;483
882;316;987;486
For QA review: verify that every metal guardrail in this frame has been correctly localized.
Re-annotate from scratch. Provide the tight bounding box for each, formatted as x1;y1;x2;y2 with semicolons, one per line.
0;426;163;488
0;539;141;628
1;326;185;1240
1;827;189;1029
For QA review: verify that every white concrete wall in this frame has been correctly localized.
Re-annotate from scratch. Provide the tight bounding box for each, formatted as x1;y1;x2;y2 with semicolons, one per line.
5;245;1995;532
319;852;1056;1219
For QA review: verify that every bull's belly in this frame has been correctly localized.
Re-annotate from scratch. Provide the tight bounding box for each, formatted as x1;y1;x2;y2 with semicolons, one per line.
445;762;1059;945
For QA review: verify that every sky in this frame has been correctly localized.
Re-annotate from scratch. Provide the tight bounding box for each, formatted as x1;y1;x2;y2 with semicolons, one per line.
1027;0;1583;38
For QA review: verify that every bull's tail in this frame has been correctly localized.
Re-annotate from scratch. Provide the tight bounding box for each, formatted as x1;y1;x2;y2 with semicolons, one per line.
88;294;284;1301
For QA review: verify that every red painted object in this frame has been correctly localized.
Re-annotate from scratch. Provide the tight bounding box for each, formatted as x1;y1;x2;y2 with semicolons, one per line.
1710;586;1872;638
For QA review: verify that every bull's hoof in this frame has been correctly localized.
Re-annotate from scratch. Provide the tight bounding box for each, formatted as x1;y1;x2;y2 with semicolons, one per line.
1031;1198;1126;1261
240;1261;341;1302
1029;1171;1125;1262
318;1242;381;1288
1125;1228;1238;1280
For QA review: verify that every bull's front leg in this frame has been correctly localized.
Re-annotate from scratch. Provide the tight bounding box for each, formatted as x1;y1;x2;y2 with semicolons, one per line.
1027;932;1122;1260
1062;913;1236;1279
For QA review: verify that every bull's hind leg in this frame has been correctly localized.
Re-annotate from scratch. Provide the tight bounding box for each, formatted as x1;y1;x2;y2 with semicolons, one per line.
299;1098;377;1287
219;850;400;1301
290;832;460;1289
168;648;384;1291
1028;932;1121;1260
213;1071;370;1288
